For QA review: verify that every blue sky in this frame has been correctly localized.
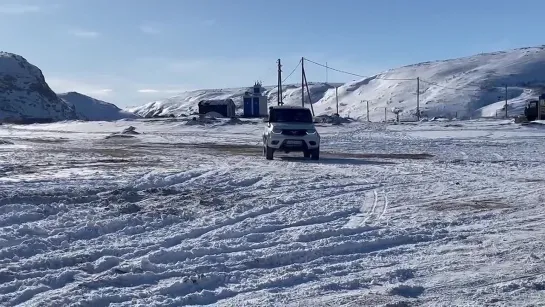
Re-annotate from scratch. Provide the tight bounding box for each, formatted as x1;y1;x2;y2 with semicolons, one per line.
1;0;544;107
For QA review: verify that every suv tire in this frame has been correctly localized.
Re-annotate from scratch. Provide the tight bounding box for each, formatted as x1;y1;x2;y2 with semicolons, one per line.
303;151;311;158
310;148;320;160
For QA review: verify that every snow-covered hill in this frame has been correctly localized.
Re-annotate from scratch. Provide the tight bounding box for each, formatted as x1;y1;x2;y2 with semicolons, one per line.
127;82;342;118
0;52;77;123
129;46;545;120
59;92;140;121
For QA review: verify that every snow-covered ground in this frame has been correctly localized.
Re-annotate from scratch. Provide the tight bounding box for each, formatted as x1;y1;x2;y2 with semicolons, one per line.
1;118;545;306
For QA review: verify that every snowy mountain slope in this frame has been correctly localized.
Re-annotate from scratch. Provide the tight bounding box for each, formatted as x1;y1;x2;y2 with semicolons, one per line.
0;52;77;122
129;46;545;120
475;87;535;118
313;46;545;121
58;92;140;121
128;82;341;118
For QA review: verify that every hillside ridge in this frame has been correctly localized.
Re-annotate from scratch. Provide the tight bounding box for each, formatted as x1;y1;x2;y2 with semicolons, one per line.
128;45;545;120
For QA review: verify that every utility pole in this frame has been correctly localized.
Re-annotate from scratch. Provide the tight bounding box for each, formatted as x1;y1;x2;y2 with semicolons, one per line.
384;107;387;122
416;77;420;121
302;64;315;116
301;57;305;108
366;100;370;122
277;59;283;106
504;85;508;118
335;87;339;115
539;96;543;121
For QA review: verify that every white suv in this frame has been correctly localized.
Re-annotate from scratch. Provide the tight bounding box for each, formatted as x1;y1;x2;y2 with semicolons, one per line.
263;106;320;160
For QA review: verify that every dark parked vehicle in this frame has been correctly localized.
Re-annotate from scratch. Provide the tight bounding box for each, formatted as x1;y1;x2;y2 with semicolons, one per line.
524;96;545;121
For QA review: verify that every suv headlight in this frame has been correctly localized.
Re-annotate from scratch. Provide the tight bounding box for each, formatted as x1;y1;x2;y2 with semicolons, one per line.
271;127;282;134
306;128;317;134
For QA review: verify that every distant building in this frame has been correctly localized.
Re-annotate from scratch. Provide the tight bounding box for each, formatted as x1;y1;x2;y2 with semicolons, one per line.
198;99;236;118
242;81;268;117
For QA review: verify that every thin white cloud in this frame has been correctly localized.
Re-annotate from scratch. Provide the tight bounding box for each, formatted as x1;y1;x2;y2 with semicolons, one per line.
137;88;188;94
47;78;113;98
93;89;113;95
137;89;160;93
140;25;160;35
0;4;40;14
71;30;100;38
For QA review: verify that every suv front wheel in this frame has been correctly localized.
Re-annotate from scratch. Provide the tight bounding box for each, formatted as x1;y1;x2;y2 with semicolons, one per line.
304;148;319;160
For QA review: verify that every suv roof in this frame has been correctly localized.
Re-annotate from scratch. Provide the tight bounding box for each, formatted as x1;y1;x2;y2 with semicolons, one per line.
269;105;309;110
267;105;314;123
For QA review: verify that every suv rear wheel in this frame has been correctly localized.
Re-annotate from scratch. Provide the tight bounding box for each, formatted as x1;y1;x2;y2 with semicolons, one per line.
265;145;274;160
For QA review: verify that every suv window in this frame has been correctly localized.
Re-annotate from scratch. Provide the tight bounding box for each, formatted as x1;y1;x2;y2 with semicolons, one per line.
269;108;313;123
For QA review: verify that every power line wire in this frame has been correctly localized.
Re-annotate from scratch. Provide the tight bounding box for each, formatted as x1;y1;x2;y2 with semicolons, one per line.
282;59;301;84
257;65;277;85
303;57;367;78
303;57;415;81
265;59;302;94
277;57;490;95
302;56;507;94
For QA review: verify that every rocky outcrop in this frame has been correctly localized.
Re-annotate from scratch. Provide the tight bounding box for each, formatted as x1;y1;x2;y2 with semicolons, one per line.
0;52;77;123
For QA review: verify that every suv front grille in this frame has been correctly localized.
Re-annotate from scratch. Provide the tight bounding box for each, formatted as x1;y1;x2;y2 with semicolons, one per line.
281;129;307;136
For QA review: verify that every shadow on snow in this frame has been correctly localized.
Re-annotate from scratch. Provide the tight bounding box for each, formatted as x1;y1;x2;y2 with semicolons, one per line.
278;156;397;165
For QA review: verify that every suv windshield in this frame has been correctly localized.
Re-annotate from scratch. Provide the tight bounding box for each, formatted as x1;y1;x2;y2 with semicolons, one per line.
269;108;313;123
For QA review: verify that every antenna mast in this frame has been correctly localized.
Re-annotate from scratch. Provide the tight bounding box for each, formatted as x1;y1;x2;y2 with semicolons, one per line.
300;57;315;116
277;59;283;105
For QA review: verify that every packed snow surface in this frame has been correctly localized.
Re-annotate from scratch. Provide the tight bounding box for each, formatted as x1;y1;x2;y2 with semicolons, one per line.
128;45;545;121
1;118;545;306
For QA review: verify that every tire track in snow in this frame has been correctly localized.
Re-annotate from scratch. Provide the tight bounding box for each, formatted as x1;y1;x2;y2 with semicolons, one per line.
378;189;389;224
344;187;389;228
142;168;381;265
146;207;366;266
492;152;504;162
363;190;379;224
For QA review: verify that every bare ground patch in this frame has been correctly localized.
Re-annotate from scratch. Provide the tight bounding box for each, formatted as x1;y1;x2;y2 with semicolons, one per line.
425;198;511;212
3;137;71;144
130;142;434;161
